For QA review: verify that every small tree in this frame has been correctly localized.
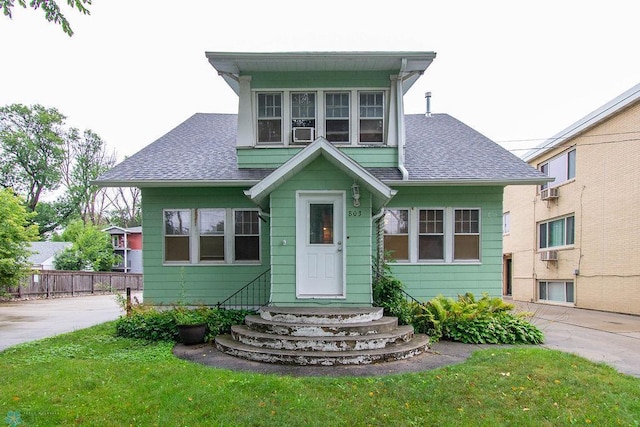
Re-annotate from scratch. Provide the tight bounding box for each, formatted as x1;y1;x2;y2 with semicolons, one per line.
0;189;39;290
53;220;120;271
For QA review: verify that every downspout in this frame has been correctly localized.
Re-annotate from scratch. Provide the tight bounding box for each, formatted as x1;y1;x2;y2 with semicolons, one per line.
396;64;409;181
396;60;423;181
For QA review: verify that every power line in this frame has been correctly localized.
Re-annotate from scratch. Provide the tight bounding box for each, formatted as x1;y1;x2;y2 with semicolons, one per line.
503;136;640;153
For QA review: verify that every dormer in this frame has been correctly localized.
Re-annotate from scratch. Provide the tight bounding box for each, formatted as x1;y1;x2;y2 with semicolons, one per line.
205;52;436;167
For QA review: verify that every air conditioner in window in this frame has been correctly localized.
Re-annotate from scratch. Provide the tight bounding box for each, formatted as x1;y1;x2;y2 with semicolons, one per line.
540;250;558;261
540;187;559;201
292;127;315;143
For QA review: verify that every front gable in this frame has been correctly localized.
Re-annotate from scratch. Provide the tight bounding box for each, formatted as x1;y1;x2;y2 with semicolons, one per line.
245;137;396;211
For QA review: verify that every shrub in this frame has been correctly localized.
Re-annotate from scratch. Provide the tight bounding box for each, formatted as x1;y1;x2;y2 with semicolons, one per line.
372;257;412;325
411;293;544;345
114;306;253;343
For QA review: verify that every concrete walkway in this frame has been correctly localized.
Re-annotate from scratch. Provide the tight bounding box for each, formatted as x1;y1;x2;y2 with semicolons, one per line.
2;295;639;378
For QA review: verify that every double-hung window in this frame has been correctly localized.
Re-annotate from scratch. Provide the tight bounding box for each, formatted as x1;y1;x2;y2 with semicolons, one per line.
164;210;191;262
540;149;576;190
383;208;481;263
257;93;282;143
163;208;260;264
291;92;316;129
198;209;225;261
359;91;384;143
539;215;574;249
325;92;350;142
383;209;409;261
418;209;444;261
454;209;480;260
234;210;260;261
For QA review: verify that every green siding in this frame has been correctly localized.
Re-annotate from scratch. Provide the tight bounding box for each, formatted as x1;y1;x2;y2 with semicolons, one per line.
141;187;270;306
248;71;392;89
237;147;397;168
269;156;373;307
384;186;505;301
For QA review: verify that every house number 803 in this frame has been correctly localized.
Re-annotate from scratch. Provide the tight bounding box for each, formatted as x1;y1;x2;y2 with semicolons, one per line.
348;210;362;217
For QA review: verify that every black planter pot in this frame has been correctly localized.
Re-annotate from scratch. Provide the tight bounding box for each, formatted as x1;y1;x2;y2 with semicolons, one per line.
177;324;207;345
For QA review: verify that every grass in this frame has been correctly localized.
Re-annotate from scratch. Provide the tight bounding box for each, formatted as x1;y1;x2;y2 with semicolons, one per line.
1;323;639;426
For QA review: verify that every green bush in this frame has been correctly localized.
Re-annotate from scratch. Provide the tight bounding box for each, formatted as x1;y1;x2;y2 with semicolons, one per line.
372;254;413;325
411;293;544;345
114;306;253;343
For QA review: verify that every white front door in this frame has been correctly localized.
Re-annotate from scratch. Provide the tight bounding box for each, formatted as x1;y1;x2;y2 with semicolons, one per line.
296;192;345;298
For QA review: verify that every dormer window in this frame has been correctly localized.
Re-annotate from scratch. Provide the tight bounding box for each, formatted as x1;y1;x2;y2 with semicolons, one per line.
257;93;282;143
291;92;316;143
359;91;384;143
325;92;350;143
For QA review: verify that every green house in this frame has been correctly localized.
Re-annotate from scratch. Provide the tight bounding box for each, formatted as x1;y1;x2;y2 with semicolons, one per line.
96;51;545;308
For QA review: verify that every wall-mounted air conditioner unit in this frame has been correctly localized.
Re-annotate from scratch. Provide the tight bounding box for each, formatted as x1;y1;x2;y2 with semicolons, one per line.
292;127;315;143
541;187;559;201
540;250;558;261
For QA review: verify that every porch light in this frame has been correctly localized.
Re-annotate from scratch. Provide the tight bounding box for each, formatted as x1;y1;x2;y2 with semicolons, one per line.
351;182;360;207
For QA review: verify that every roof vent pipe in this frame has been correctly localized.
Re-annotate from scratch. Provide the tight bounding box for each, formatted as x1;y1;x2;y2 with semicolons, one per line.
425;92;432;117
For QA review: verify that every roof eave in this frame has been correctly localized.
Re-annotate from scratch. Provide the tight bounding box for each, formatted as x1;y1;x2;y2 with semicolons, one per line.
92;179;260;188
384;177;553;186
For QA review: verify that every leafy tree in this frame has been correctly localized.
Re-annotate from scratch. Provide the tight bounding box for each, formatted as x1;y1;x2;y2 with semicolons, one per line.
0;104;67;212
1;0;91;36
105;187;141;228
63;128;117;226
0;189;39;290
53;220;120;271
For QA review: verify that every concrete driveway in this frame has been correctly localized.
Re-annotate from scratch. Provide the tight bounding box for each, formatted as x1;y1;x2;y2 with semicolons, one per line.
1;295;639;378
0;294;136;351
512;300;640;378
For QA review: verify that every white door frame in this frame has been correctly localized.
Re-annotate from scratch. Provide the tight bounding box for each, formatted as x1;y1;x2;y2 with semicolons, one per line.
295;191;346;298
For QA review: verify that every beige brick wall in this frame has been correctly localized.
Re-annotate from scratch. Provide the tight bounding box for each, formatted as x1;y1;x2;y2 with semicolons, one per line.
504;101;640;315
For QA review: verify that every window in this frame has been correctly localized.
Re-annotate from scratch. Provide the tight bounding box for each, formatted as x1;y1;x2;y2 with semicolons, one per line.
383;207;482;263
539;215;574;249
359;91;384;143
418;209;444;260
291;92;316;131
454;209;480;260
257;93;282;143
503;212;510;235
199;209;225;261
163;208;260;264
540;149;576;189
164;210;190;262
234;210;260;261
383;209;409;261
325;92;350;142
539;281;574;303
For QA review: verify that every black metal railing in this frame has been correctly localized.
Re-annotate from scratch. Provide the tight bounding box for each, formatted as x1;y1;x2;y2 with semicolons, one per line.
401;289;424;305
216;269;271;310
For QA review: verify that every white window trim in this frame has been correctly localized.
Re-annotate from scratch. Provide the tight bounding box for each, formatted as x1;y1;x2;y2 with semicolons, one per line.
162;208;261;266
253;88;389;147
385;207;482;265
539;148;576;190
256;92;284;145
358;90;385;145
538;280;574;304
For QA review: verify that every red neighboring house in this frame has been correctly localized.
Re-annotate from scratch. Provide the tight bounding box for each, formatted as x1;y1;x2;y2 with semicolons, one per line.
103;226;143;273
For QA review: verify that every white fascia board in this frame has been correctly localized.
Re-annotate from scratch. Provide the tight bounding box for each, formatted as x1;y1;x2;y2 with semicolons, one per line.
384;177;553;186
523;82;640;162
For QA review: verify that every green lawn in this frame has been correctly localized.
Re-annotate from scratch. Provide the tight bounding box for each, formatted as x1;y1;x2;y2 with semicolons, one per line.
1;322;639;426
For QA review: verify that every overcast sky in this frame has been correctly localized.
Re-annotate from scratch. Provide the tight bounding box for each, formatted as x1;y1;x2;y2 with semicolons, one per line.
1;0;638;160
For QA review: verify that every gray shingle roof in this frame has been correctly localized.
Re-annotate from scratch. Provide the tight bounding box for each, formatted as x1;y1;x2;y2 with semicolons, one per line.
96;112;545;186
28;242;72;265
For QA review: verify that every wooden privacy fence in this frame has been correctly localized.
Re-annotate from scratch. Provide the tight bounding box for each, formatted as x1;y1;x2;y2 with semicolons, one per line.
7;271;143;299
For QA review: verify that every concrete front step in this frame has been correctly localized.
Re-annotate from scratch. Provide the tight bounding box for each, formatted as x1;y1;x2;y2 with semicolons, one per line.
215;333;430;366
244;314;399;337
258;306;383;324
231;324;415;351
